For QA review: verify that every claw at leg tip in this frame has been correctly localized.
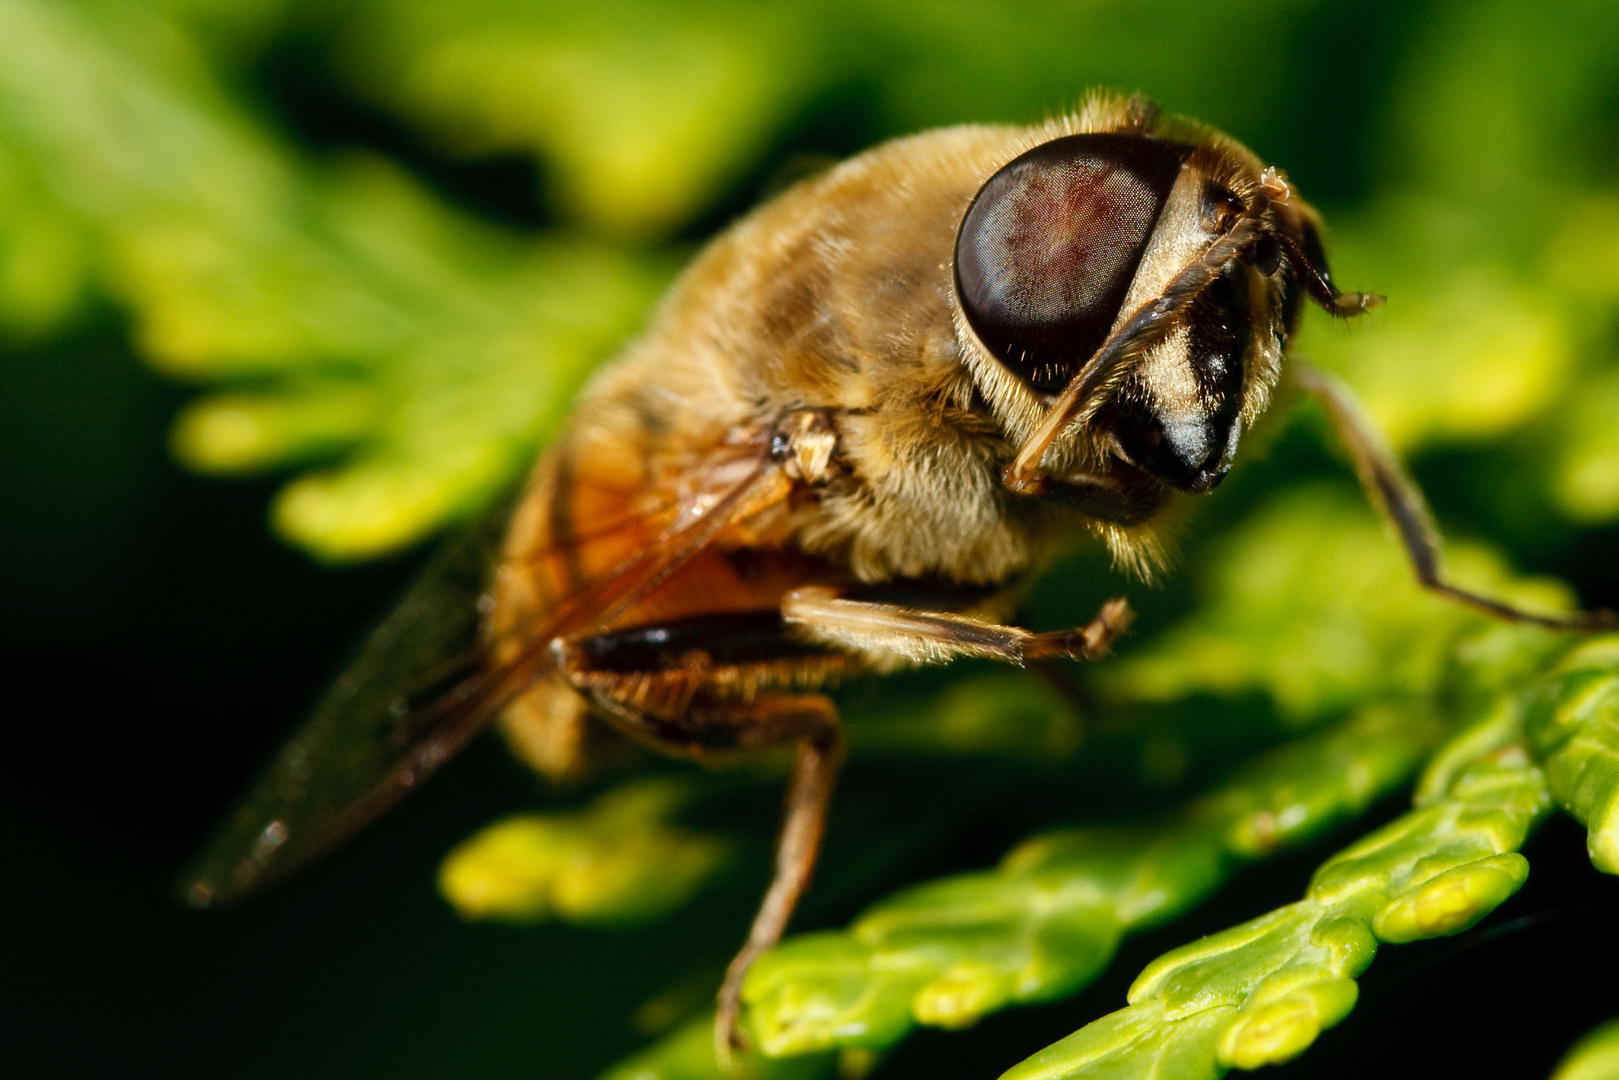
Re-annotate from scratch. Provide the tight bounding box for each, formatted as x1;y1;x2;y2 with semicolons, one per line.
713;1001;750;1074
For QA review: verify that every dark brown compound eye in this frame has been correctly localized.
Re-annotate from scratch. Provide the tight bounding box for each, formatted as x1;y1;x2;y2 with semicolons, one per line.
955;133;1190;393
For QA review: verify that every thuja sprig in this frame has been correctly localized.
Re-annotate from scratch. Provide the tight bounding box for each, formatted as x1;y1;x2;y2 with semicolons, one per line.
437;780;729;926
0;0;667;561
1552;1017;1619;1080
1522;638;1619;875
593;626;1592;1080
594;699;1448;1080
998;640;1619;1080
740;702;1440;1058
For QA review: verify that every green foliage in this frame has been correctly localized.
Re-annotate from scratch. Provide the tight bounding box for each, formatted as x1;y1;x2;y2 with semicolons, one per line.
843;672;1086;763
10;0;1619;560
606;626;1611;1080
1001;651;1563;1080
742;703;1435;1058
437;781;729;926
317;0;824;241
0;0;666;560
1094;485;1569;721
1524;639;1619;874
1554;1018;1619;1080
600;1015;835;1080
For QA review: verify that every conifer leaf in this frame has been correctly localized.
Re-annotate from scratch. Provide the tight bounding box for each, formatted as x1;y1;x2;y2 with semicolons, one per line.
598;1014;834;1080
1523;638;1619;874
740;703;1438;1058
996;635;1619;1080
437;781;729;926
588;486;1585;1080
1553;1018;1619;1080
321;0;826;240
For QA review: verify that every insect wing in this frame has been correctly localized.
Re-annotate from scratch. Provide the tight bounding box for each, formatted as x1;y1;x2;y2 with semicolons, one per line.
179;440;792;908
177;499;515;908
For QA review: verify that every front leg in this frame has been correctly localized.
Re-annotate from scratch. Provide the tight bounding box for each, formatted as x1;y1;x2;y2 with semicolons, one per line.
782;587;1133;670
1295;363;1617;631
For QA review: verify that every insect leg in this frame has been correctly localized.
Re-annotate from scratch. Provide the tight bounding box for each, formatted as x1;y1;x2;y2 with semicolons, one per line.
782;587;1133;667
606;691;841;1066
550;617;847;1064
711;697;842;1067
1296;362;1616;630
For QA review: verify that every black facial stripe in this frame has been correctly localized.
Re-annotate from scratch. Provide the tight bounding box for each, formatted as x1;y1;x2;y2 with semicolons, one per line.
955;133;1191;394
1098;269;1252;494
1186;270;1249;427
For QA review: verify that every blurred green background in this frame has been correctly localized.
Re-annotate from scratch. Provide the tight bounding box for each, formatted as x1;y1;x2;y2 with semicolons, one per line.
5;1;1619;1078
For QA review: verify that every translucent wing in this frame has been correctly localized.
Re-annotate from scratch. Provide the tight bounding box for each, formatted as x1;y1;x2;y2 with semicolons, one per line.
179;437;792;909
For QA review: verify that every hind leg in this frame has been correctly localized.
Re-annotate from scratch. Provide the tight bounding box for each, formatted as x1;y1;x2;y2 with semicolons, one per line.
551;616;847;1064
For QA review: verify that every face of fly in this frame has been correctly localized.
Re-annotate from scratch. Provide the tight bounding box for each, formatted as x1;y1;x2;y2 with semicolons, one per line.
952;116;1372;511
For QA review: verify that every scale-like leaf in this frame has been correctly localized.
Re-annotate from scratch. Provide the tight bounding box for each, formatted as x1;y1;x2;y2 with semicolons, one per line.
741;704;1437;1057
999;645;1574;1080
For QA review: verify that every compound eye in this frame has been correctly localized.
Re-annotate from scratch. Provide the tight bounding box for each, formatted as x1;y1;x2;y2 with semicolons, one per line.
955;133;1188;393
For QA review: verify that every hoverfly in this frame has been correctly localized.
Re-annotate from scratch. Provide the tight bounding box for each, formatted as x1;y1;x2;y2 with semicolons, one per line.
181;92;1609;1063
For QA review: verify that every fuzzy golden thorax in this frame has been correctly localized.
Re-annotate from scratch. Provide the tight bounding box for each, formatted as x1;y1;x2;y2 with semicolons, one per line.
551;93;1333;587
